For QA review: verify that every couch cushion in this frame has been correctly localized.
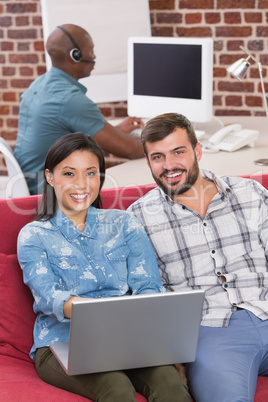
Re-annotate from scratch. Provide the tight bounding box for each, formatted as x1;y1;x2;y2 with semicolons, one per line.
0;355;147;402
0;355;88;401
255;377;268;401
0;253;35;362
0;195;40;254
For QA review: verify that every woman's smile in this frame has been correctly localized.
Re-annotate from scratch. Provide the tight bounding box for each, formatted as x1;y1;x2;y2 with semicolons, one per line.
46;150;100;226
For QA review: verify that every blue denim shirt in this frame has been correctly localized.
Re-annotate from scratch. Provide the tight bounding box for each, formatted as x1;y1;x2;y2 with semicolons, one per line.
17;207;164;360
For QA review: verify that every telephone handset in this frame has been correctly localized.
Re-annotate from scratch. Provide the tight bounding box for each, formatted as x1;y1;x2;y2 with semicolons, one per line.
208;123;259;152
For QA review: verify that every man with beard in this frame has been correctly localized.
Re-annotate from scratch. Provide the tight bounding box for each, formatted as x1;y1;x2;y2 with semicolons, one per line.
127;112;268;402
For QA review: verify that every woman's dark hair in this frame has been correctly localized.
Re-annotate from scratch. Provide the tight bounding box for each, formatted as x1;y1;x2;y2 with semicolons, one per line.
35;133;106;221
141;113;198;155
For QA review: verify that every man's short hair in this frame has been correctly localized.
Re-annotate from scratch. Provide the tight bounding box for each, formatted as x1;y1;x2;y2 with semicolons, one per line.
141;113;198;155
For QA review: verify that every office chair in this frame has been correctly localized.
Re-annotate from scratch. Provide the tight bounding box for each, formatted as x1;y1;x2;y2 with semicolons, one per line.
0;137;30;198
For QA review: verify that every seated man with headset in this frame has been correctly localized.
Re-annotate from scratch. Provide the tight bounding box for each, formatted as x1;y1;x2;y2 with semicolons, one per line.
14;24;144;195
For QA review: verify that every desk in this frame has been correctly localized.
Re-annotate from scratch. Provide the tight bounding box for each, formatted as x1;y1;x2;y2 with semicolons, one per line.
103;116;268;189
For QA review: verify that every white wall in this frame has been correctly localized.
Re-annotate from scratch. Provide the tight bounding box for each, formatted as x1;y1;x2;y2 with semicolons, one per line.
40;0;151;102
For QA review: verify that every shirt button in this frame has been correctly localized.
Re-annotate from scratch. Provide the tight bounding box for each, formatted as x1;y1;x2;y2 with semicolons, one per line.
217;271;221;276
99;286;102;290
182;206;186;210
80;237;84;240
223;283;228;289
211;250;215;254
203;222;207;226
121;254;125;258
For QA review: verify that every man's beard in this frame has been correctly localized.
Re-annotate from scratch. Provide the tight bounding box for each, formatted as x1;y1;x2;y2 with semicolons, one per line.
151;155;200;198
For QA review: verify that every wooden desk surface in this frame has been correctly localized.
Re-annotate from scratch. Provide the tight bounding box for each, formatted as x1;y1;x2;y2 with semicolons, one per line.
103;116;268;189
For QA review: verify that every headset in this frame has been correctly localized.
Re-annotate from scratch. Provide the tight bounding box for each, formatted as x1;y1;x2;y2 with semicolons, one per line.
57;25;95;64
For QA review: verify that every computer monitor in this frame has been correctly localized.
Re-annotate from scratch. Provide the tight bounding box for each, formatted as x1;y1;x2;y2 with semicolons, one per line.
127;36;213;124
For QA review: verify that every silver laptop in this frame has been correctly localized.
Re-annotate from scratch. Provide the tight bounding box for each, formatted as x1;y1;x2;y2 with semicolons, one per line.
50;290;204;376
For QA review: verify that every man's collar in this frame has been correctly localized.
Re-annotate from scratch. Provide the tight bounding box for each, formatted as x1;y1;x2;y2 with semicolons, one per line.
201;169;230;196
50;66;87;93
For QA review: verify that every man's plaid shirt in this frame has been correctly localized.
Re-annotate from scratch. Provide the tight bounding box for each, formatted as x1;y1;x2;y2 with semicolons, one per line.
128;170;268;327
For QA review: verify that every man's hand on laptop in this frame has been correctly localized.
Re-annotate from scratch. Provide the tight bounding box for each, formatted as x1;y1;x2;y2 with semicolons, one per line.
175;363;187;385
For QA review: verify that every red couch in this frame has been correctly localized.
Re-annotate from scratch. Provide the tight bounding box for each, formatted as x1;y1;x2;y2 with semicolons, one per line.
1;181;268;401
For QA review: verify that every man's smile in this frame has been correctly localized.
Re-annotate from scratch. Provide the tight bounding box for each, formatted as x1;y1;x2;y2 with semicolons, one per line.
160;170;185;183
165;172;183;179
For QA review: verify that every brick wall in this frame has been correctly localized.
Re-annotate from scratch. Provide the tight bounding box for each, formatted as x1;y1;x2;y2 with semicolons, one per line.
149;0;268;118
1;0;268;174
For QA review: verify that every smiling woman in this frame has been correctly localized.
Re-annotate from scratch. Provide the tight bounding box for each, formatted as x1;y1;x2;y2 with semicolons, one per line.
35;132;106;223
45;149;101;229
16;133;190;402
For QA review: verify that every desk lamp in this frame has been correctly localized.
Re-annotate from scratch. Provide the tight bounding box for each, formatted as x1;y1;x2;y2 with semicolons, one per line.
227;46;268;166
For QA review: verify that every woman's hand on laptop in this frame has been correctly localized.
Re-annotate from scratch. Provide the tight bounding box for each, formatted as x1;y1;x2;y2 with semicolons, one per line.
175;363;187;385
63;296;92;319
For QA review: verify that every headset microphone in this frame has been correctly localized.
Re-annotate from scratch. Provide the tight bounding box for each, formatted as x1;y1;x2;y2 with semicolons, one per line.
57;25;95;64
80;58;95;64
